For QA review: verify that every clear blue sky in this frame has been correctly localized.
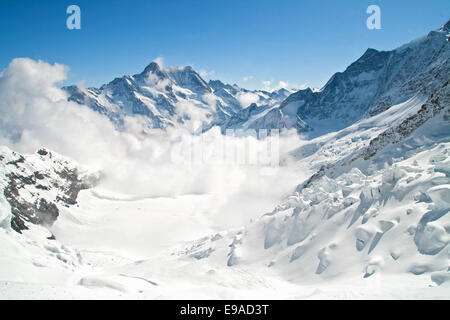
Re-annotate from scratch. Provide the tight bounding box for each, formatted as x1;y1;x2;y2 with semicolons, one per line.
1;0;448;90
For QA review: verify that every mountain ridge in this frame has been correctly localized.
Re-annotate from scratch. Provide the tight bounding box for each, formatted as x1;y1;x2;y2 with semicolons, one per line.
273;20;450;137
63;62;292;132
63;20;449;138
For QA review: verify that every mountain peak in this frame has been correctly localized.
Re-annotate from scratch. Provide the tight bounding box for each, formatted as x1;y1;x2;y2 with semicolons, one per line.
166;66;211;94
439;19;450;33
141;61;162;75
363;48;379;54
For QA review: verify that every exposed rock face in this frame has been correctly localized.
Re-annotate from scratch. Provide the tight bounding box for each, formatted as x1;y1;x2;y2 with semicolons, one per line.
361;81;450;160
0;147;98;233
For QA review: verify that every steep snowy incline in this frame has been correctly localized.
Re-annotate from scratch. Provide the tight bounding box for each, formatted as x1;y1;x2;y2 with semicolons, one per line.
289;93;429;174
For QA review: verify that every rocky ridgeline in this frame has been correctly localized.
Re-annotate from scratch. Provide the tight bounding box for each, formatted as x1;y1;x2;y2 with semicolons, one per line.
361;81;450;160
0;147;98;233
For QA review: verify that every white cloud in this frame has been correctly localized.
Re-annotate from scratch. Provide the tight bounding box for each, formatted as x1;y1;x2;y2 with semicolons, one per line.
298;83;308;90
0;59;116;164
199;69;215;78
277;81;289;89
262;80;272;91
243;76;254;82
154;56;164;68
235;91;260;107
262;80;305;92
175;100;211;132
202;93;218;109
144;72;170;91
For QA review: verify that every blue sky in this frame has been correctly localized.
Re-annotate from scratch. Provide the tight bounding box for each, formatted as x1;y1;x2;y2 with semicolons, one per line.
1;0;448;90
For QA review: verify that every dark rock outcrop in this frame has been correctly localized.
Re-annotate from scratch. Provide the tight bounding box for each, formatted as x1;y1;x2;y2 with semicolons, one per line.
1;148;98;233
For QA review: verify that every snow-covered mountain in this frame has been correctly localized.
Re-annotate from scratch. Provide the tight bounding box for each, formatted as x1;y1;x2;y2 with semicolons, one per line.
63;63;291;132
0;21;449;299
65;21;448;138
251;20;450;137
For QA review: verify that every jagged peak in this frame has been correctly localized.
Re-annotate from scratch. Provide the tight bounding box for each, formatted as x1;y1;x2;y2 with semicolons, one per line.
209;79;224;85
363;48;379;55
163;65;211;93
141;61;162;75
165;65;195;74
209;80;243;93
247;102;258;110
165;66;203;80
275;87;293;95
36;148;51;156
134;61;169;84
439;19;450;33
208;79;225;88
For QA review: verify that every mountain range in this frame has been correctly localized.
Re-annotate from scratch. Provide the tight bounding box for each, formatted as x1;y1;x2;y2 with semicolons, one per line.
63;63;292;132
64;20;449;137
